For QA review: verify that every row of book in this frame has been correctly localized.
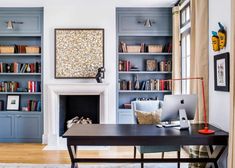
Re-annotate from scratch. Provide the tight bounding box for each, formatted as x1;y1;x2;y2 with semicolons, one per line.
0;62;41;73
0;81;41;92
28;81;41;92
119;79;172;91
27;100;41;111
119;42;172;53
118;59;172;72
119;60;131;71
0;81;19;92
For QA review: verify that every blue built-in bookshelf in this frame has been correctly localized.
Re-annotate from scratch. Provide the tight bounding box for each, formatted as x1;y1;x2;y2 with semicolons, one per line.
116;8;173;124
0;8;43;142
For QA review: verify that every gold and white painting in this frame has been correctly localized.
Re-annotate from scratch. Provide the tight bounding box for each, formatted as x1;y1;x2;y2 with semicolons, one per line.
55;29;104;78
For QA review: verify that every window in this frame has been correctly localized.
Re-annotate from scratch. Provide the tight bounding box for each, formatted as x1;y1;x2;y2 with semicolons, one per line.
180;0;191;94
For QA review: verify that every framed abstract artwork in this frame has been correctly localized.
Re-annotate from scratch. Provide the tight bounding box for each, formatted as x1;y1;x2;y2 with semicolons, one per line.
55;28;104;78
214;52;229;92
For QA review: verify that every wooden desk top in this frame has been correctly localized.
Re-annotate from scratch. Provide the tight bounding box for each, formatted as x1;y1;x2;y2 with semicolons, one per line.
63;124;228;146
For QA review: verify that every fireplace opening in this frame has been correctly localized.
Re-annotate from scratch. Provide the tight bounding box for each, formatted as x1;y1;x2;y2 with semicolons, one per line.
59;95;100;136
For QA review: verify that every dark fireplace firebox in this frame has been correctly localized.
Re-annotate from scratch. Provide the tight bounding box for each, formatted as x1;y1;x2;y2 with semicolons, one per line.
59;95;100;136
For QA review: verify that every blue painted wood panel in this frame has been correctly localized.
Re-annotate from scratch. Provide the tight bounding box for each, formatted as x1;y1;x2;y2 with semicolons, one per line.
0;8;43;35
117;8;172;36
0;114;14;138
15;114;41;139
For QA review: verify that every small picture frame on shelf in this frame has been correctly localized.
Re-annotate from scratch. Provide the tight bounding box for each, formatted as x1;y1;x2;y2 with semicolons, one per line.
146;59;157;71
214;52;229;92
7;95;20;111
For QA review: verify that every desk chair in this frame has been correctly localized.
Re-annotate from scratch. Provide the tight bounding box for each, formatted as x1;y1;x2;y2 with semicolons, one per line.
132;100;181;168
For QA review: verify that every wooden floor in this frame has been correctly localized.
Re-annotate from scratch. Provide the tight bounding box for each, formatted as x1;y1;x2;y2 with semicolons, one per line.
0;143;187;164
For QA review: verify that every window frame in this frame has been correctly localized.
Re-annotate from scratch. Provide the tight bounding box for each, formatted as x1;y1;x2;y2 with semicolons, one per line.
180;0;191;94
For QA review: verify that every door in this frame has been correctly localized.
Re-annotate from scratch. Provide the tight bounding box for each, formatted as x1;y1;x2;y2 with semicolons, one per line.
0;114;14;138
15;114;42;139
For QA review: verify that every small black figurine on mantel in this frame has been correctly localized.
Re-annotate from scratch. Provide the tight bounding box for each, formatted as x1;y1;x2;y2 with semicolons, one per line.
95;67;105;83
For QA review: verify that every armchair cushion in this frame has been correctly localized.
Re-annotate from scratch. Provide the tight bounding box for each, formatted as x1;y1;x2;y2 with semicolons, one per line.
135;109;162;124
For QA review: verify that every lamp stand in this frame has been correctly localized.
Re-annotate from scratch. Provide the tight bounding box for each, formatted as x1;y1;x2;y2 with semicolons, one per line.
197;78;215;134
167;77;215;134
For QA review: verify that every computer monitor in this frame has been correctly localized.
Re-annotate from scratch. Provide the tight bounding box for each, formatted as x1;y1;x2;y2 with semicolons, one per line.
161;94;198;129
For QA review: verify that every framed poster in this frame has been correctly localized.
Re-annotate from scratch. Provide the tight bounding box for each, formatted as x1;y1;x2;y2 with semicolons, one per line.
7;95;20;111
55;29;104;78
214;52;229;91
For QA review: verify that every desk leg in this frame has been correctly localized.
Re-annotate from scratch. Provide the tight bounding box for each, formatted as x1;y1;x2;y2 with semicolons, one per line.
205;146;226;168
67;145;78;168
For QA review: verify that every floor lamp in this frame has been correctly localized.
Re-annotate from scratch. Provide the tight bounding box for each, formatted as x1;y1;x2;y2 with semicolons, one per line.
165;77;215;134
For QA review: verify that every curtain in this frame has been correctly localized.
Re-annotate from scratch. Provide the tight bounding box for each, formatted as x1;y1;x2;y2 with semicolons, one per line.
172;6;181;94
228;0;235;166
190;0;209;123
189;0;209;167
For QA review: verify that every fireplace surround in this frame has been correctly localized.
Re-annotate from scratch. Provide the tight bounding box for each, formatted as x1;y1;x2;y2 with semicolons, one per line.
43;83;109;150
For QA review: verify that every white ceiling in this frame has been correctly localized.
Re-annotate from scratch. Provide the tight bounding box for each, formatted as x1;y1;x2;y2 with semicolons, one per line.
116;0;178;7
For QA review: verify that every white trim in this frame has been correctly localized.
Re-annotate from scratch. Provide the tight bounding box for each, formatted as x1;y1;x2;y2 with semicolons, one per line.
180;22;191;34
43;83;109;149
179;0;190;11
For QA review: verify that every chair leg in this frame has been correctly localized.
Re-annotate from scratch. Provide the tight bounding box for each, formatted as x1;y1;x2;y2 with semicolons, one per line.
161;152;164;158
177;151;180;168
134;146;136;159
141;153;144;168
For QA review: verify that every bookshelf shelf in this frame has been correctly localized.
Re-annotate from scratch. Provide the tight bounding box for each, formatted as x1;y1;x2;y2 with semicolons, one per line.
0;111;41;113
0;92;41;95
118;52;172;56
0;53;41;57
119;71;172;74
118;90;172;93
0;73;41;75
0;34;42;37
118;34;172;37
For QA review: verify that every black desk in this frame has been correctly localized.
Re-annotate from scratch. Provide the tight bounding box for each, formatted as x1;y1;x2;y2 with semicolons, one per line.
63;124;228;168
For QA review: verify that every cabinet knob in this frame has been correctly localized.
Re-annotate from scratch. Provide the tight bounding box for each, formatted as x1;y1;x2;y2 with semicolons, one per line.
16;115;22;118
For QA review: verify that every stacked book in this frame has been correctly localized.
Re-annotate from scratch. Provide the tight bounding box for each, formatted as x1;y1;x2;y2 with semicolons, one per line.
0;81;19;92
27;81;41;92
119;79;172;91
0;62;41;73
27;100;41;111
118;60;131;71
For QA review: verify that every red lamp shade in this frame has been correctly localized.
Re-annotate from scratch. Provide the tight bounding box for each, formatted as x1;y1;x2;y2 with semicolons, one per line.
167;77;215;134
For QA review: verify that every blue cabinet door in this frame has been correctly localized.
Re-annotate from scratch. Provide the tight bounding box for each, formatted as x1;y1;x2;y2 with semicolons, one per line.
0;114;14;138
15;114;42;139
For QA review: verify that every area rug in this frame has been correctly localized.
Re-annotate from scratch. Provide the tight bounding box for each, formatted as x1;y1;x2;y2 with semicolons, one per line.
0;163;188;168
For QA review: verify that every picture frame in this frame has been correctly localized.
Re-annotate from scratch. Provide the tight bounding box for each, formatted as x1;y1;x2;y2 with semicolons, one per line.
55;28;104;78
146;59;157;71
6;95;20;111
214;52;230;92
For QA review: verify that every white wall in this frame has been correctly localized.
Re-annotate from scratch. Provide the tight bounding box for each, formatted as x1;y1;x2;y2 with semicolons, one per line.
209;0;231;132
0;0;176;125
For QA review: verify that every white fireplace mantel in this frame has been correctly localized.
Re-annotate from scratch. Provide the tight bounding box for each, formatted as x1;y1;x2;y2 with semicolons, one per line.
43;83;109;149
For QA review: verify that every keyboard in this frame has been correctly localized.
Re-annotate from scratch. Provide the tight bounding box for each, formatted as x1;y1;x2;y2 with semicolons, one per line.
162;123;180;128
